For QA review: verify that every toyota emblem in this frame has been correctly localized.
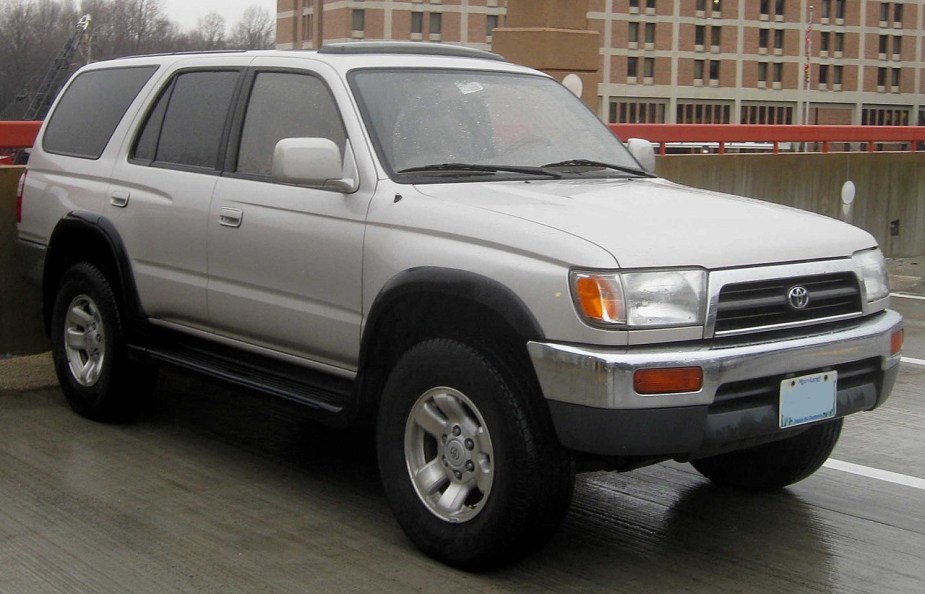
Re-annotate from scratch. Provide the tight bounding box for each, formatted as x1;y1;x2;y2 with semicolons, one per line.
787;286;810;310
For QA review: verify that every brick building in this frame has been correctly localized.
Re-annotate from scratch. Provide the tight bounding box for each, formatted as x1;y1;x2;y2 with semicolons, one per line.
276;0;925;126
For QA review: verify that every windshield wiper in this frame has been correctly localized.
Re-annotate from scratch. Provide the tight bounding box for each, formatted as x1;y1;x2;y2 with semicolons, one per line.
542;159;653;177
397;163;562;179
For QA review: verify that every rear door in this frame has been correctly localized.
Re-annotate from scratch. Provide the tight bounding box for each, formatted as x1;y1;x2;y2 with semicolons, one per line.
108;62;244;329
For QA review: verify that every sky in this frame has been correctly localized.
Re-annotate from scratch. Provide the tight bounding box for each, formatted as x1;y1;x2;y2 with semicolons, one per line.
159;0;276;32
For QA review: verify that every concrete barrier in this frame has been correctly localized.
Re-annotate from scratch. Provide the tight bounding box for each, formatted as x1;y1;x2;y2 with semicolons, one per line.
1;153;922;355
1;166;48;356
655;152;925;258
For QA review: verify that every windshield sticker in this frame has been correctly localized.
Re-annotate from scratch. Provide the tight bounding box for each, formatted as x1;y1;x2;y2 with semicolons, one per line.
455;81;484;95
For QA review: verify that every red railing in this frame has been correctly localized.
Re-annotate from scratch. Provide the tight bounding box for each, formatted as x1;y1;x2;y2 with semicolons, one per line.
0;121;42;165
608;124;925;155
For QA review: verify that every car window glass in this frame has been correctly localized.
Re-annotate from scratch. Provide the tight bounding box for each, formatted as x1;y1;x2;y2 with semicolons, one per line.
43;66;157;159
132;82;171;163
154;70;239;169
237;72;347;176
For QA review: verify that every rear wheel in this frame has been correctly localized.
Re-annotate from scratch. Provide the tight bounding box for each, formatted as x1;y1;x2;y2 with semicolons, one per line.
690;418;843;490
377;339;574;570
50;262;153;421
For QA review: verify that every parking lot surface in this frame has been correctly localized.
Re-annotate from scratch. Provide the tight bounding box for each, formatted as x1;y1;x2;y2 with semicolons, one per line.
1;297;924;592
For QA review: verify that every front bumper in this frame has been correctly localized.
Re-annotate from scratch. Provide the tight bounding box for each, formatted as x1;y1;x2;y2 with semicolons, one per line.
527;309;903;457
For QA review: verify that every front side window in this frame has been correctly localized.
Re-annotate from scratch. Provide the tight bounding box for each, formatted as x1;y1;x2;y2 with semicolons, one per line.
236;72;346;176
44;66;157;159
133;70;240;169
350;69;642;181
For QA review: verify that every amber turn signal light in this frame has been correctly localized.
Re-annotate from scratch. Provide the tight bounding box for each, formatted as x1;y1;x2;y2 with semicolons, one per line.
891;329;904;356
634;367;704;395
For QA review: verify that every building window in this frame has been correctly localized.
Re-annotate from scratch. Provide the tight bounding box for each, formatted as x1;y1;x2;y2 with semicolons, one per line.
821;0;830;18
819;64;829;84
302;14;311;41
486;14;497;37
893;36;901;57
835;32;844;53
609;101;666;124
630;0;639;8
773;62;783;83
834;65;843;85
627;56;639;79
835;0;845;19
695;25;705;47
677;102;731;124
646;0;656;9
880;3;889;23
629;22;639;43
694;59;705;82
759;29;769;49
879;35;888;54
758;62;768;82
893;3;903;23
711;0;722;13
644;57;655;78
862;107;909;126
741;104;793;124
352;9;365;33
775;0;785;17
891;68;900;87
711;26;721;47
696;0;705;11
645;23;655;44
760;0;769;16
774;29;784;50
820;31;830;51
411;12;423;34
429;12;442;35
709;60;720;81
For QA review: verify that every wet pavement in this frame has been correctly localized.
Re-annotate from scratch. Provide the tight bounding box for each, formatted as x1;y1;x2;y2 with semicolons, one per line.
1;290;924;591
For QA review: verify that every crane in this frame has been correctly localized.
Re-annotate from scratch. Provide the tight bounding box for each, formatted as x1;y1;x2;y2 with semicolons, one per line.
22;14;91;121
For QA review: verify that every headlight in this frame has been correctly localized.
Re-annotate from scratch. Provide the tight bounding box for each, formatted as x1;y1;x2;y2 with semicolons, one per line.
571;269;706;328
853;248;890;302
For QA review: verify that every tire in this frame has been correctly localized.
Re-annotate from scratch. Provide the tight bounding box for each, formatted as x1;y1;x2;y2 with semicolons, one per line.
50;262;153;421
377;339;574;570
690;418;843;490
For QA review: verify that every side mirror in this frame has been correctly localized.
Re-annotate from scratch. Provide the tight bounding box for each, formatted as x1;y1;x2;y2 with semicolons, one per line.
625;138;656;174
272;137;358;192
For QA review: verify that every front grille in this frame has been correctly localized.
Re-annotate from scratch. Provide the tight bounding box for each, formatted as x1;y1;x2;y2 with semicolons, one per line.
714;272;862;335
711;358;880;414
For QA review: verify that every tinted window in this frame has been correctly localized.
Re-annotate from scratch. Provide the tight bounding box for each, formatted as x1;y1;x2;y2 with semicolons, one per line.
43;66;157;159
150;70;239;169
236;72;346;176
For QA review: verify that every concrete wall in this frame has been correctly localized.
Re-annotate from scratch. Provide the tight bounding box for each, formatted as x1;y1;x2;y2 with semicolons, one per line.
1;153;922;354
1;166;48;356
656;152;925;258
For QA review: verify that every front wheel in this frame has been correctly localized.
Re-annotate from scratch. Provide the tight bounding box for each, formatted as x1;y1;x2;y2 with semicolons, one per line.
377;339;574;570
690;418;843;490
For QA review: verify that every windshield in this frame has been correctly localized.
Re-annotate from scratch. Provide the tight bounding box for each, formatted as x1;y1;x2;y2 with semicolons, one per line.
349;69;643;181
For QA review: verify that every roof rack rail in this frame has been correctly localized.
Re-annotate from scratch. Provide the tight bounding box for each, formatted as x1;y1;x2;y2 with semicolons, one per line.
319;41;504;61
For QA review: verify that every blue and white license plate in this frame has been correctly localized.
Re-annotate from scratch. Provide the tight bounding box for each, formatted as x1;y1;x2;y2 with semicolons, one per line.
779;371;837;429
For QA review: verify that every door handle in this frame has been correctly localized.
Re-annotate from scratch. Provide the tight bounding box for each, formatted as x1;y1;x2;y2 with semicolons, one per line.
219;207;243;228
110;190;130;208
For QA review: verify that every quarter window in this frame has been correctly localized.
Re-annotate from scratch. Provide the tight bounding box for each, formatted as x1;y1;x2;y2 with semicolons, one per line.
44;66;157;159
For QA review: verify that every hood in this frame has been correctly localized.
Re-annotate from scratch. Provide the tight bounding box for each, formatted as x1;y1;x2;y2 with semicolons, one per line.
414;177;876;269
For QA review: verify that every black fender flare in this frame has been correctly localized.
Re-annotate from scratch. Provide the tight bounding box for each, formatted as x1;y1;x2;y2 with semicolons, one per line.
358;266;545;369
44;211;146;333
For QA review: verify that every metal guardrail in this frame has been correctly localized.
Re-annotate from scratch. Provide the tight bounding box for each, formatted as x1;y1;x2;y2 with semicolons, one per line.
609;124;925;155
0;121;42;150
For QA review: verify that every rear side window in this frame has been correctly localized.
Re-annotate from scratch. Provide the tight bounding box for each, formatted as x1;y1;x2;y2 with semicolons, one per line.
132;70;240;170
43;66;157;159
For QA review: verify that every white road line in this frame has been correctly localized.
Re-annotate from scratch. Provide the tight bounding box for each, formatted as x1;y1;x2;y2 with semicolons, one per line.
891;292;925;301
902;356;925;367
824;459;925;491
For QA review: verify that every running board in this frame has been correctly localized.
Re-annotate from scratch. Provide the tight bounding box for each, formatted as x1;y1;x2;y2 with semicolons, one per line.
128;342;355;417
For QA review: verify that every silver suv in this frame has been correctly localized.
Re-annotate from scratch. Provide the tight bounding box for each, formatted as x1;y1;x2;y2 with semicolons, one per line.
16;43;903;569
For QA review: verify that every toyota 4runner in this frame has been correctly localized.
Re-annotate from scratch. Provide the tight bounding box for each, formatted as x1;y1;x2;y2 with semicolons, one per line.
16;42;903;569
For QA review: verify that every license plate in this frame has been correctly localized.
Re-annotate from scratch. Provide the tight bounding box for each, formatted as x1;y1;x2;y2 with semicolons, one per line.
779;371;837;429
